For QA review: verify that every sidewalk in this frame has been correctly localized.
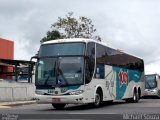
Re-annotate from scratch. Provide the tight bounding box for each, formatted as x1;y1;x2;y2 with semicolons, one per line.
0;100;36;106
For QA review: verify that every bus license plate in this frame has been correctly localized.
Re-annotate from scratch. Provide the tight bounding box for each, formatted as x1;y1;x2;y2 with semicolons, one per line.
52;98;61;102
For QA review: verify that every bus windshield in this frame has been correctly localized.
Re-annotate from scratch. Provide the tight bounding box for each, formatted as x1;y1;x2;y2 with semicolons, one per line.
36;42;85;87
39;42;85;57
145;75;157;89
36;57;84;87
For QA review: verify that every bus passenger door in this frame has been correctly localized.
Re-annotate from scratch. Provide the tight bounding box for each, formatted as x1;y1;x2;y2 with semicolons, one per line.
105;65;116;100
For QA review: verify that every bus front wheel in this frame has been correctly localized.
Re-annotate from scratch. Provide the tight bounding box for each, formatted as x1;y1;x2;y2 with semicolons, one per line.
93;89;102;107
52;104;66;109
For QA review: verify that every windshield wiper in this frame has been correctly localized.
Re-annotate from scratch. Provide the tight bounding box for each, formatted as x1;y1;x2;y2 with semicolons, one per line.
44;61;56;86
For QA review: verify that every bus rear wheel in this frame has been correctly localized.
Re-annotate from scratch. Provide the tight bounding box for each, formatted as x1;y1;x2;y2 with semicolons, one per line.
132;91;138;103
125;90;138;103
130;90;138;103
52;104;66;109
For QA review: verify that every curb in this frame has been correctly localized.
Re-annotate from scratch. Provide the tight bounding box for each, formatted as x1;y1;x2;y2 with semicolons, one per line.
0;100;36;106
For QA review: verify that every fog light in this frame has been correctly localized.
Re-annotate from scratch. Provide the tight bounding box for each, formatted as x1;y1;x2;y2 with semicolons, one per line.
69;90;84;95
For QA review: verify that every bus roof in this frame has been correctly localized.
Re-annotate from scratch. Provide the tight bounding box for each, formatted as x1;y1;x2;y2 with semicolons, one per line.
42;38;143;60
42;38;107;46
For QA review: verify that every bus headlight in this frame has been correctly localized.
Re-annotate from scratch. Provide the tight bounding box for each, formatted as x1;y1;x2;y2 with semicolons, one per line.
69;90;84;95
151;89;157;92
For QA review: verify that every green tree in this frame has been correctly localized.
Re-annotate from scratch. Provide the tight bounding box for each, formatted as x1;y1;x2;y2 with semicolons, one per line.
41;12;101;43
40;30;61;43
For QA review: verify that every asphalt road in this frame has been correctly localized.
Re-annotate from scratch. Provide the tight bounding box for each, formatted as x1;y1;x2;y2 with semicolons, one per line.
0;98;160;120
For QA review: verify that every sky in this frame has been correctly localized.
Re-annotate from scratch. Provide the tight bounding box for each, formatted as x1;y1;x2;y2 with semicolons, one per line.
0;0;160;74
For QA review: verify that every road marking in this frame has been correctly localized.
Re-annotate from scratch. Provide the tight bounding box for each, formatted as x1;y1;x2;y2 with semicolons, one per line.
0;105;12;108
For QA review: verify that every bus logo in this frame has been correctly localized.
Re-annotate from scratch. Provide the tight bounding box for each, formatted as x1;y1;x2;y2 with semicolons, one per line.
56;79;62;86
119;70;128;87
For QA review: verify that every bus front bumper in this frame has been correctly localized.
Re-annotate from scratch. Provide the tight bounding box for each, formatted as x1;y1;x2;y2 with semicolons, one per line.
35;94;84;104
143;89;158;96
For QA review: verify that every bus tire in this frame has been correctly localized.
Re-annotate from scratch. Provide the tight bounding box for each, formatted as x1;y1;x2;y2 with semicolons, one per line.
138;88;141;100
52;104;66;109
93;89;102;107
125;89;138;103
132;89;138;103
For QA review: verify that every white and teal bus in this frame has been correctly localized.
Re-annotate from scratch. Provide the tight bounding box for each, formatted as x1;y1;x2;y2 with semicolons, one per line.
34;38;145;109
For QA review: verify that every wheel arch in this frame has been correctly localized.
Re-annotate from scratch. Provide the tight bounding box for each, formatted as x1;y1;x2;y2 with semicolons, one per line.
94;85;103;101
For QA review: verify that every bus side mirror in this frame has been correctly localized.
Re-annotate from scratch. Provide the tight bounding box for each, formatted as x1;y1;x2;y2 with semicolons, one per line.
30;55;38;62
27;55;39;83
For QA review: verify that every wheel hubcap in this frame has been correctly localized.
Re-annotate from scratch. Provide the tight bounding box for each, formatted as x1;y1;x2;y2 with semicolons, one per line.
95;93;100;105
133;93;135;100
133;92;137;102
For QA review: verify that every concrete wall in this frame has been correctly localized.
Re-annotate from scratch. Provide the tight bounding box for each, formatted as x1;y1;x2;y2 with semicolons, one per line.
0;79;35;102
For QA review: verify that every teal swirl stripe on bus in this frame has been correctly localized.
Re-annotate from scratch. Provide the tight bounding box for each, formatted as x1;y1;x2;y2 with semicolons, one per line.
112;67;142;100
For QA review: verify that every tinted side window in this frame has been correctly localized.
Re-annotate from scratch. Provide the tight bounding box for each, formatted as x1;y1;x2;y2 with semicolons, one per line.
95;44;105;79
96;44;106;59
98;45;144;72
85;42;95;84
87;42;95;58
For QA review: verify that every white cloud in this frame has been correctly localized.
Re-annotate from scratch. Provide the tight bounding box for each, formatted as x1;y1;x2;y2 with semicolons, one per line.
0;0;160;74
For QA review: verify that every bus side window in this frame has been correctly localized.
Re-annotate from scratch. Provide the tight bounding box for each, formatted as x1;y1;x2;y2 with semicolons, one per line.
85;42;95;84
85;58;92;84
95;44;105;79
95;64;104;79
